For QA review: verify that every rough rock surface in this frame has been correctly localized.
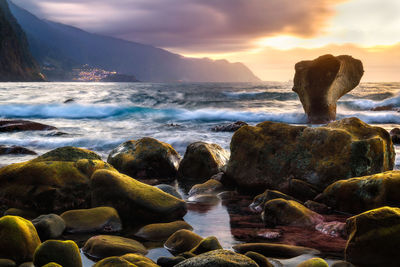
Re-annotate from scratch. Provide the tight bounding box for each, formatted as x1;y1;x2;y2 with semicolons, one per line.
226;117;394;191
211;121;248;132
107;137;181;180
293;54;364;123
178;142;229;182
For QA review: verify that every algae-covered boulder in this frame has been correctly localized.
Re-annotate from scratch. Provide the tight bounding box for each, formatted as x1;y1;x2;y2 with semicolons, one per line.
93;257;136;267
32;214;66;240
316;171;400;214
91;169;187;223
345;206;400;266
61;206;122;234
0;147;115;213
121;254;159;267
107;138;180;180
297;258;329;267
33;240;82;267
189;236;222;255
232;243;320;258
135;221;193;241
175;249;258;267
262;198;323;228
164;229;203;254
83;235;147;259
293;54;364;123
244;252;273;267
0;216;41;263
188;179;224;197
178;142;229;182
155;184;182;199
249;190;300;213
42;263;62;267
0;259;16;267
226;117;394;192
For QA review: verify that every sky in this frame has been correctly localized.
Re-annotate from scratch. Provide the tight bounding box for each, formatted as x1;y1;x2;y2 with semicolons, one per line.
12;0;400;81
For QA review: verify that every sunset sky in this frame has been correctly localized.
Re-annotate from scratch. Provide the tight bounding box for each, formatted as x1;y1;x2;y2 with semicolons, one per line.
13;0;400;81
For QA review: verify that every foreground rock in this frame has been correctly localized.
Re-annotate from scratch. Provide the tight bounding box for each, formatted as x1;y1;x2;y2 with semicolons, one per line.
178;142;229;182
135;221;193;241
249;190;300;213
0;120;56;132
83;235;147;259
0;216;41;263
292;54;364;123
91;169;187;223
190;236;222;255
297;258;329;267
33;240;82;267
107;138;181;180
32;214;66;240
0;145;36;155
316;171;400;214
61;206;122;234
164;229;203;254
262;198;323;228
226;117;394;192
188;179;224;197
0;147;115;213
175;249;258;267
94;254;158;267
345;206;400;266
232;243;320;258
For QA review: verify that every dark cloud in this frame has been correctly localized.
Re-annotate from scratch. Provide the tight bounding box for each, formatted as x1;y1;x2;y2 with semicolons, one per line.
12;0;343;52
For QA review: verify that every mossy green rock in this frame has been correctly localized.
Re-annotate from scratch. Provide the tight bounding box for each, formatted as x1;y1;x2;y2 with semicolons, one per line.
164;229;203;254
244;252;273;267
83;235;147;259
189;236;222;255
178;142;229;182
32;214;66;240
33;240;82;267
61;206;122;234
226;117;394;191
0;147;115;213
107;138;180;180
262;198;323;227
42;263;63;267
0;259;16;267
91;169;187;223
175;249;258;267
232;243;320;258
135;221;193;241
188;179;223;197
316;171;400;214
0;216;41;263
249;189;300;213
32;146;101;162
93;257;137;267
296;258;329;267
121;254;159;267
345;206;400;266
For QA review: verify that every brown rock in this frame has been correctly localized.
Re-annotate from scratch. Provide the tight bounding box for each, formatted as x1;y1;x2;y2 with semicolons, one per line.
0;120;56;132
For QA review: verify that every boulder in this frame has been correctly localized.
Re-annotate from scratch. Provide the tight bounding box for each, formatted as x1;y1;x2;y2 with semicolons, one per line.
330;261;355;267
226;117;394;192
135;221;193;242
288;179;320;201
61;206;122;234
164;229;203;254
3;208;38;220
0;216;41;263
42;264;62;267
0;147;115;213
292;54;364;123
188;179;223;197
0;145;36;155
18;262;34;267
297;258;329;267
244;252;273;267
316;171;400;214
32;214;66;240
390;128;400;144
0;120;56;132
107;138;181;180
174;249;258;267
189;236;222;255
157;256;186;267
0;259;16;267
120;253;159;267
345;206;400;266
262;198;324;228
232;243;320;258
33;240;82;267
93;257;136;267
211;121;248;132
178;142;229;182
91;169;187;223
249;190;300;213
155;184;182;199
83;235;147;259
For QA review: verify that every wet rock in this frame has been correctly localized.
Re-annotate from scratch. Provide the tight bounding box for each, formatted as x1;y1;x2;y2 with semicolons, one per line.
32;214;66;240
0;120;57;132
330;260;355;267
178;142;229;182
42;263;62;267
18;262;34;267
211;121;248;132
0;145;36;155
175;249;258;267
244;251;273;267
288;179;320;202
0;259;16;267
189;236;222;255
157;256;186;267
135;220;193;242
45;131;68;137
83;235;147;259
226;117;394;192
107;138;181;180
232;243;320;258
93;257;136;267
64;98;74;103
249;190;301;213
304;200;331;214
371;105;398;111
91;169;187;223
33;240;82;267
390;128;400;144
316;171;400;214
61;206;122;234
155;184;182;199
345;206;400;266
0;147;115;213
292;54;364;123
164;229;203;254
296;257;328;267
120;253;159;267
188;179;224;197
262;198;324;228
0;216;41;263
315;221;346;238
3;208;38;220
